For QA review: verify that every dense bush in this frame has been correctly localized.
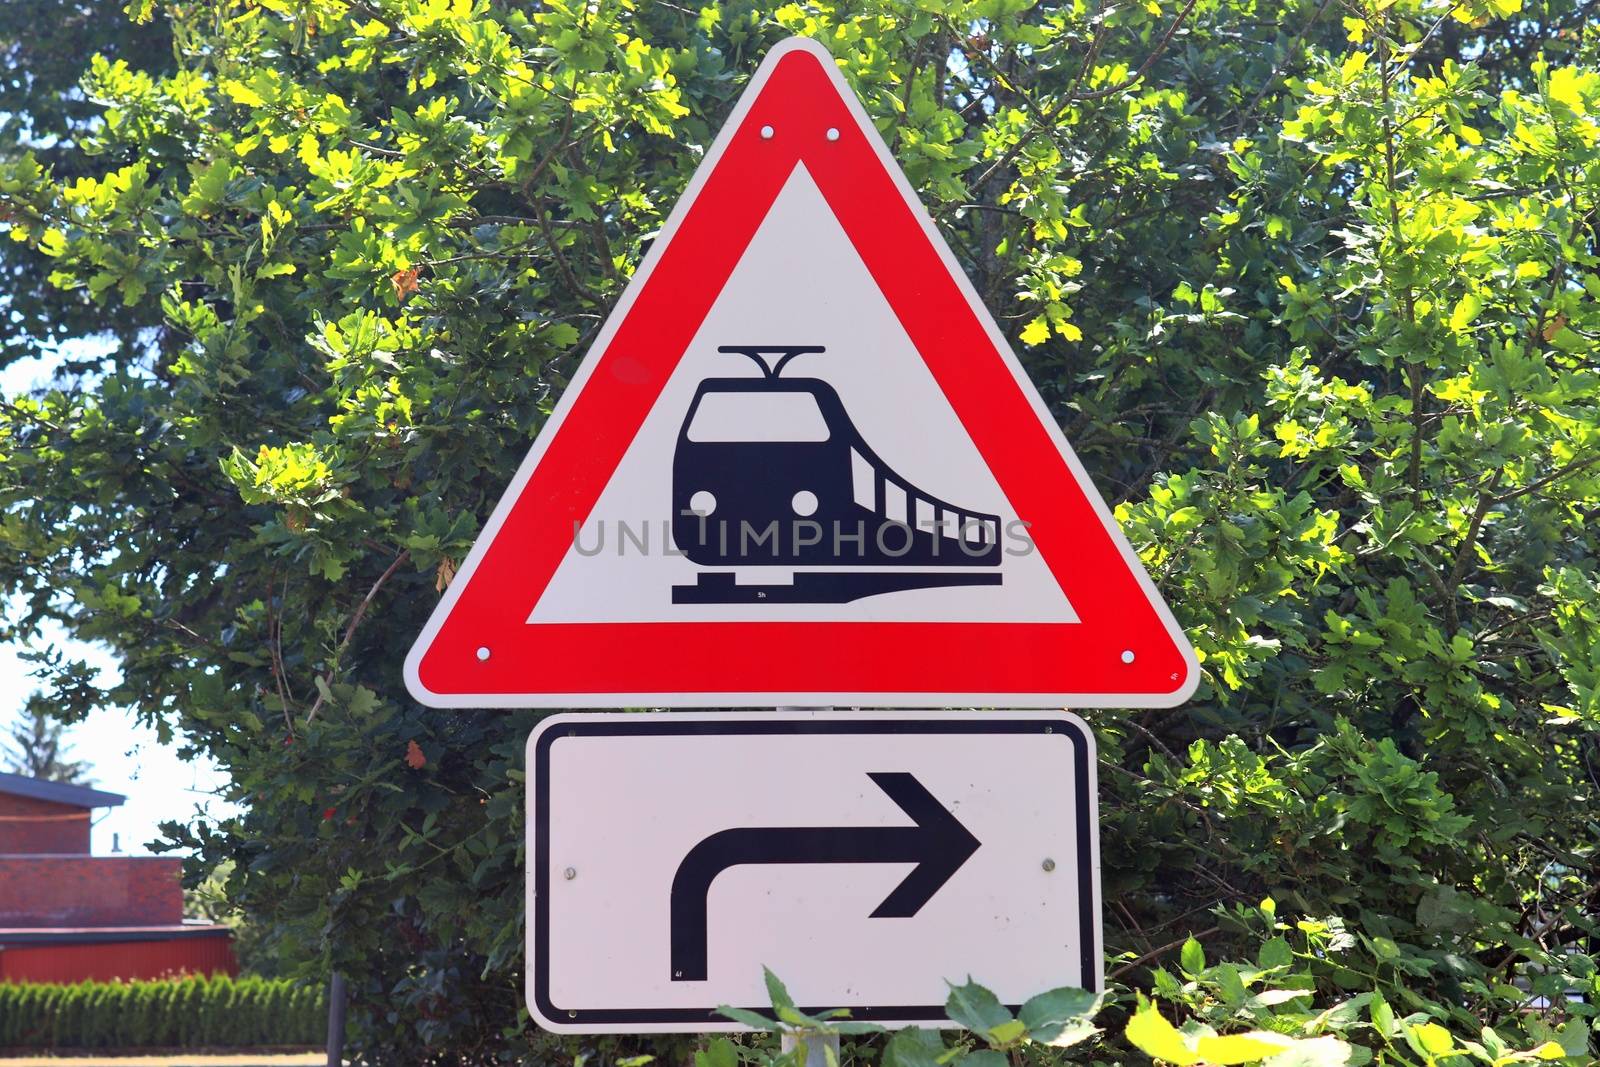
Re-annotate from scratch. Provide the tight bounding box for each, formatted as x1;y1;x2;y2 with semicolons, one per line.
1;0;1598;1063
724;962;1589;1067
0;973;324;1050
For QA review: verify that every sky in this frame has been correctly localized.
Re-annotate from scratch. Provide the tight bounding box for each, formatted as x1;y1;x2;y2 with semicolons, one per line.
2;346;240;857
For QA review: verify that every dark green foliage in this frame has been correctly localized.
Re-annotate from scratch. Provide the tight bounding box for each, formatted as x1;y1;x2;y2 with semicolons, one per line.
0;0;170;367
0;974;324;1050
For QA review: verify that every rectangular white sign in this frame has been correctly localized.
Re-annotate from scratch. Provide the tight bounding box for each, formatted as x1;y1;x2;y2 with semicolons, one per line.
526;711;1101;1033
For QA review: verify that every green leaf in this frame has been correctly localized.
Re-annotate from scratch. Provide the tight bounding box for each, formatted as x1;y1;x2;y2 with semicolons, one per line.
944;978;1013;1035
1181;936;1207;974
715;1006;780;1032
1041;1018;1100;1048
985;1019;1027;1045
1125;1000;1202;1065
1261;1037;1359;1067
345;686;380;716
1199;1033;1301;1064
694;1038;738;1067
882;1027;947;1067
1556;1020;1591;1058
1257;936;1293;969
1018;985;1100;1044
776;1005;824;1028
1125;998;1305;1065
220;77;267;106
764;967;797;1015
1369;994;1399;1039
1449;292;1483;331
830;1021;887;1035
1404;1022;1455;1058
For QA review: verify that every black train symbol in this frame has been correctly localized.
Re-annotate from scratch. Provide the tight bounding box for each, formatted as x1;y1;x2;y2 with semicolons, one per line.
672;346;1002;604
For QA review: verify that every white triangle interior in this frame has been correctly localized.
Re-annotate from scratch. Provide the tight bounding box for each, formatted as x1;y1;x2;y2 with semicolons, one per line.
530;165;1076;623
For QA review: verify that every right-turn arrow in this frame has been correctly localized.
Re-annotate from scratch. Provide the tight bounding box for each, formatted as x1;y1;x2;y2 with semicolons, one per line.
669;771;981;981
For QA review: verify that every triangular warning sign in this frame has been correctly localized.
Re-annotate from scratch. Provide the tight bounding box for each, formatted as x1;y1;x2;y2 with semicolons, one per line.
405;37;1198;709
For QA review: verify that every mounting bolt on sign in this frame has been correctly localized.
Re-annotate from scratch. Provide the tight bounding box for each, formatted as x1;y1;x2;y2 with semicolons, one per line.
402;35;1199;710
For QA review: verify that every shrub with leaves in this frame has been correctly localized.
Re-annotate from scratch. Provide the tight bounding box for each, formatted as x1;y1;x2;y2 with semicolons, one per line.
715;950;1585;1067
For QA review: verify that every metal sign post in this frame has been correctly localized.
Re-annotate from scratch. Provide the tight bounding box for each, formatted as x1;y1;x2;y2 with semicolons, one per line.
782;1032;840;1067
326;971;346;1066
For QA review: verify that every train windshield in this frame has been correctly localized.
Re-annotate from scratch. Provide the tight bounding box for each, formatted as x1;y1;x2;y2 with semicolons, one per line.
685;390;831;443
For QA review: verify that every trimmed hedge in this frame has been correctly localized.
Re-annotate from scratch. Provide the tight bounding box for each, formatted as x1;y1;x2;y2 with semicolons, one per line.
0;974;324;1050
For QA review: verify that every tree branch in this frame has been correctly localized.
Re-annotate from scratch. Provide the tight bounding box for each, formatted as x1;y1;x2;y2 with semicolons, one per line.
305;549;410;725
1108;926;1222;980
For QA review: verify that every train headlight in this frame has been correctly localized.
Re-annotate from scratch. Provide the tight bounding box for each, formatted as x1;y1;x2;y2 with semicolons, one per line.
689;490;716;516
791;490;818;517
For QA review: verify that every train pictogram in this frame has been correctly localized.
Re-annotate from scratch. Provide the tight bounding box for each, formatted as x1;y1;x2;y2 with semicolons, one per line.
671;346;1003;604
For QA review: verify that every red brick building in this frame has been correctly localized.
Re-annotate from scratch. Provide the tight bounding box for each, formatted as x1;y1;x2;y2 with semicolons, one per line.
0;771;236;982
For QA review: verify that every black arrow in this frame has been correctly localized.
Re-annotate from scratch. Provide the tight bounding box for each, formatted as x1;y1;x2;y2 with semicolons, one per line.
669;771;981;981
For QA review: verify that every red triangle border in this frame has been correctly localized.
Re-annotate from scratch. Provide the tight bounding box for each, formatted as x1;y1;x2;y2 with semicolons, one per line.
405;39;1198;708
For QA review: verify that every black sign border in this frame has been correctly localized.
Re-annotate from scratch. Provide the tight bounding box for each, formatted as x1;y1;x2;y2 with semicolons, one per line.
530;714;1099;1029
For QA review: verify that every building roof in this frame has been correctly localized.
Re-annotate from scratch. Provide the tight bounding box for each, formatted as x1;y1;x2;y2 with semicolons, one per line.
0;924;232;946
0;771;125;810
